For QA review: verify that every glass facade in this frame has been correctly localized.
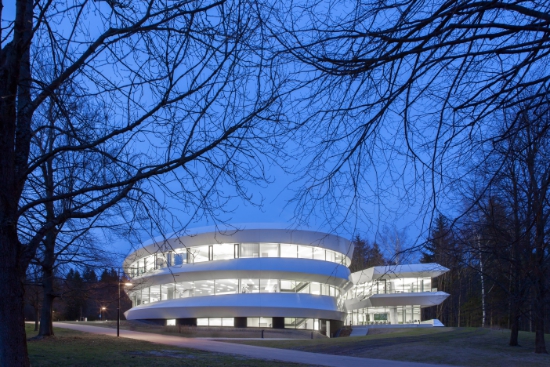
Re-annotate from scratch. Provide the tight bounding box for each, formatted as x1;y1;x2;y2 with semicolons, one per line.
347;306;422;325
346;277;433;299
197;317;235;327
129;278;343;307
128;242;350;277
247;317;273;328
123;231;448;330
284;318;319;330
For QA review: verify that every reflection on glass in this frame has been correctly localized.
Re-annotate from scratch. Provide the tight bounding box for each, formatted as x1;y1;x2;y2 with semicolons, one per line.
142;287;150;304
247;317;260;327
173;250;186;265
130;243;351;276
260;279;279;293
195;280;214;296
284;318;296;328
298;245;312;259
215;279;238;295
280;280;295;292
247;317;272;327
260;243;279;257
209;318;222;326
132;278;342;305
310;282;321;295
213;244;234;261
313;247;325;260
325;250;335;263
280;244;297;258
190;245;209;263
241;278;259;293
161;284;173;300
160;284;166;300
150;285;160;302
297;282;310;293
240;243;259;258
176;281;194;298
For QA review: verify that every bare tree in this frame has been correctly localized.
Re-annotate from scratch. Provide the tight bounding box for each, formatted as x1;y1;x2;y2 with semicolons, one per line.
455;95;550;351
266;0;550;227
24;265;43;332
260;0;549;352
0;1;287;365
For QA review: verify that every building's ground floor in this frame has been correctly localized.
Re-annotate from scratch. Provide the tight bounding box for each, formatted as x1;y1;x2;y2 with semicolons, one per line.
346;305;423;326
154;316;343;336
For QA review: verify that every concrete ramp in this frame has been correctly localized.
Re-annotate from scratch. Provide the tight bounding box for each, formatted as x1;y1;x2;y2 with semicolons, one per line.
349;326;369;337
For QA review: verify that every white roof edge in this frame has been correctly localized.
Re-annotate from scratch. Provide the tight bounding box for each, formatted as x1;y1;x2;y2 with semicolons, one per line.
350;263;449;284
124;228;354;268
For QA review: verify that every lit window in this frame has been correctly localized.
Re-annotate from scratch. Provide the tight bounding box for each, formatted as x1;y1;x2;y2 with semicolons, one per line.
240;243;259;258
166;319;176;326
222;318;234;327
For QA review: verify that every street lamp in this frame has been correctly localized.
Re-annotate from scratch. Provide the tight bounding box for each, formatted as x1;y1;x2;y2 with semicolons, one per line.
117;276;133;337
100;307;106;321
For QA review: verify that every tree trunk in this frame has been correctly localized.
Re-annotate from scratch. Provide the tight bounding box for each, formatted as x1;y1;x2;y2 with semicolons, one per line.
509;298;520;346
34;307;39;332
39;267;56;337
534;234;548;353
0;232;31;367
0;0;34;362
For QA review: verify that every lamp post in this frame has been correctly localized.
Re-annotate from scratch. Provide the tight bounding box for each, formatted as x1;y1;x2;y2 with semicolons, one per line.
117;273;132;337
100;307;106;321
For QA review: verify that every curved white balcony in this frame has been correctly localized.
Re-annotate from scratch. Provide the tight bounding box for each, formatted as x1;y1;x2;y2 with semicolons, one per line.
345;291;450;310
124;229;353;275
129;258;352;289
124;293;345;321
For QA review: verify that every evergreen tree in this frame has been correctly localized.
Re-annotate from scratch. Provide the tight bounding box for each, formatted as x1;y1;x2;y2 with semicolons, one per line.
349;235;387;272
64;270;85;320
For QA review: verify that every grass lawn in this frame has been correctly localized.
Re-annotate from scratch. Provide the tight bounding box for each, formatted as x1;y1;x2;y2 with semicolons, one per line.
222;327;550;367
25;324;305;367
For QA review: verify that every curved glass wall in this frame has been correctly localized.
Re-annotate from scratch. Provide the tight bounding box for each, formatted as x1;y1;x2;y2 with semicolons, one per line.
346;277;434;300
129;278;343;307
128;242;350;277
194;317;321;330
346;306;422;326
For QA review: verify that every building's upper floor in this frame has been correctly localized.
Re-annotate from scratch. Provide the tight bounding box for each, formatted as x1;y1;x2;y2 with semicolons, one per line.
346;263;448;298
124;228;354;278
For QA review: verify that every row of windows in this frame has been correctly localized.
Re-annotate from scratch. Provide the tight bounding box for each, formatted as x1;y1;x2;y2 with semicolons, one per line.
128;243;350;277
346;306;422;325
129;279;343;306
196;318;236;327
170;317;320;330
346;278;434;299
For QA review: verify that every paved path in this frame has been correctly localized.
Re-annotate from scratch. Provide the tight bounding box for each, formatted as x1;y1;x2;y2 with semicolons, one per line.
53;322;454;367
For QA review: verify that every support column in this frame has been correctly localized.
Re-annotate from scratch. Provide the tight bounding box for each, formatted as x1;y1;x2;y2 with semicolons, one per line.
389;307;398;324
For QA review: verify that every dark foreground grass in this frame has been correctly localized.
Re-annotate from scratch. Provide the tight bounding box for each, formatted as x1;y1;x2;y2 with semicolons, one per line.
25;324;306;367
223;327;550;367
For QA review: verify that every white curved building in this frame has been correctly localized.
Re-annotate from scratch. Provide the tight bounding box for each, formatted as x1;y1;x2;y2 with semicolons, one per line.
123;229;354;333
123;228;449;334
345;264;450;326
